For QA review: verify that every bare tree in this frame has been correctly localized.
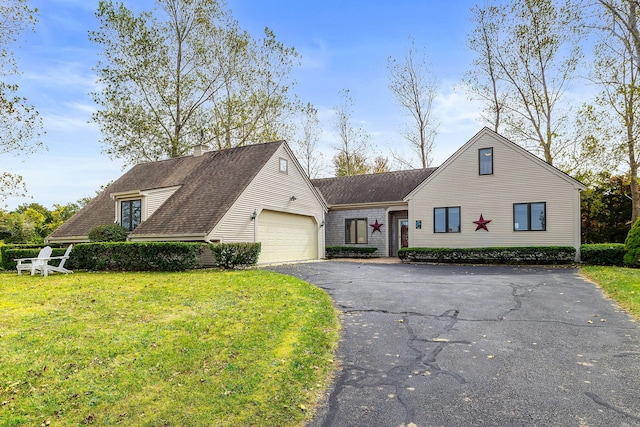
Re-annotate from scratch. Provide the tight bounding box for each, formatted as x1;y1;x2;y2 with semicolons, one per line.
0;0;42;203
332;89;370;176
293;102;323;178
466;0;583;166
387;38;439;168
466;4;507;132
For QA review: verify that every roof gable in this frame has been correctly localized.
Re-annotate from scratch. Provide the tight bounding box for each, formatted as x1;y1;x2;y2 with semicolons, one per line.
404;127;586;200
132;142;284;236
312;168;437;206
49;142;284;240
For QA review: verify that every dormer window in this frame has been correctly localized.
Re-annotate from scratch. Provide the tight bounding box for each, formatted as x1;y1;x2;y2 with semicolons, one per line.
479;148;493;175
121;199;142;231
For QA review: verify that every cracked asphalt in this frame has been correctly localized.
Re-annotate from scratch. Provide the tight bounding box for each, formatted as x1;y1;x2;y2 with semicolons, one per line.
270;261;640;427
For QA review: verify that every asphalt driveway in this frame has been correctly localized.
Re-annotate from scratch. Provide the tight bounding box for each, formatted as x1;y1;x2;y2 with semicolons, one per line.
270;261;640;427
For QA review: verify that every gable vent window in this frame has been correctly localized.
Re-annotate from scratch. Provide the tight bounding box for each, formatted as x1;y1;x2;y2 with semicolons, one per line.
121;199;142;231
279;158;288;174
479;147;493;175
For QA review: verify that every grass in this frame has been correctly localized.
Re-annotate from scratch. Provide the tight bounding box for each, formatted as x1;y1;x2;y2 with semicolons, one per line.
581;266;640;319
0;269;340;426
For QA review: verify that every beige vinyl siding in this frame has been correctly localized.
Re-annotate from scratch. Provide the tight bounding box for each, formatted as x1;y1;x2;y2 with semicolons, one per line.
207;144;325;260
408;131;583;250
144;186;180;220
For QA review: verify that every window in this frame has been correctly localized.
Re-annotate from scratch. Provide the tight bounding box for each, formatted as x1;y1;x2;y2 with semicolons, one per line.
479;147;493;175
513;202;546;231
345;218;368;244
279;158;288;174
121;199;142;231
434;207;461;233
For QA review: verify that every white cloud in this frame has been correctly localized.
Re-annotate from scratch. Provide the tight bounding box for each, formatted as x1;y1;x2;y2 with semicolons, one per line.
24;63;96;91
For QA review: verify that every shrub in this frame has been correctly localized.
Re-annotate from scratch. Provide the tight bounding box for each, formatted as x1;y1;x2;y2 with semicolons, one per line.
581;244;625;266
398;246;576;265
325;246;378;259
210;242;261;269
68;242;205;271
624;218;640;267
88;224;128;242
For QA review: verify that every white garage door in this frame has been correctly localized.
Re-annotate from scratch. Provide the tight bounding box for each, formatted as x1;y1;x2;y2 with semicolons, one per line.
257;210;318;264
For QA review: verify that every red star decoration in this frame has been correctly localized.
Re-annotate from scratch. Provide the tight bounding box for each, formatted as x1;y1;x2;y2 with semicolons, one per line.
473;214;492;231
370;219;383;233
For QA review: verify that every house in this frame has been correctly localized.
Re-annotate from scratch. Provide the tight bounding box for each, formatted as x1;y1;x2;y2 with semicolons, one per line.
316;127;586;259
49;127;586;263
47;141;327;264
312;168;436;257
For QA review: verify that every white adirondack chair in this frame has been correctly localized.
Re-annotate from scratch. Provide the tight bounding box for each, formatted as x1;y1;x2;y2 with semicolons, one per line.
15;246;53;276
33;245;74;277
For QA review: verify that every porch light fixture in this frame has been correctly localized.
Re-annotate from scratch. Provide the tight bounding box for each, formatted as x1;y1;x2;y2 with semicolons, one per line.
320;220;325;228
250;210;257;221
290;196;297;201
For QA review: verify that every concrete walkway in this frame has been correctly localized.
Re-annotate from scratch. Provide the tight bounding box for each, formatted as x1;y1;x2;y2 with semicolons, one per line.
271;262;640;427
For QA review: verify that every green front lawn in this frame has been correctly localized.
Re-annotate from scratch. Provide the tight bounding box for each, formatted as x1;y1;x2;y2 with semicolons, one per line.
0;270;340;426
581;266;640;319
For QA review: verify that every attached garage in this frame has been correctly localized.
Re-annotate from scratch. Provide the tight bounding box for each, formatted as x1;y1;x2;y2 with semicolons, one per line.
257;210;318;264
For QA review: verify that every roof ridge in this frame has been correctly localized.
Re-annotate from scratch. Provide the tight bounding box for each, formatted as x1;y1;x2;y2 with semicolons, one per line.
311;167;438;182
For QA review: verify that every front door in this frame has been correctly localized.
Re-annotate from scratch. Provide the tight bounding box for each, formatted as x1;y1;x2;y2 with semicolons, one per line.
399;219;409;249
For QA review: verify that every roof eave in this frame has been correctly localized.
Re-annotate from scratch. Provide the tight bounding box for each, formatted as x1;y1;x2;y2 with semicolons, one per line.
45;236;90;244
128;233;208;242
327;200;408;210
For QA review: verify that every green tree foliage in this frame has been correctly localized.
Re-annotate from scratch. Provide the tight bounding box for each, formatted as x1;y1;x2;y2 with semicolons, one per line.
624;217;640;266
582;0;640;224
0;202;81;243
581;175;633;243
0;210;41;243
370;156;391;174
333;151;370;177
89;0;299;166
0;0;43;203
466;0;583;166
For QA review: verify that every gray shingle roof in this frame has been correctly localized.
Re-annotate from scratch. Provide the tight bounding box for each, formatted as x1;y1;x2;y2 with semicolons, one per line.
49;141;283;239
312;168;437;206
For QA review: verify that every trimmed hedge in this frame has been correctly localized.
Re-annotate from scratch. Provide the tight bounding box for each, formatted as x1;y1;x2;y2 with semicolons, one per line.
68;242;206;271
88;224;128;242
2;247;67;271
210;242;261;269
325;246;378;259
398;246;576;265
580;244;625;266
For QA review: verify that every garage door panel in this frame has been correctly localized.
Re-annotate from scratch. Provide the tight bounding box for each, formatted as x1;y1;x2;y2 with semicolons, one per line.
257;210;317;263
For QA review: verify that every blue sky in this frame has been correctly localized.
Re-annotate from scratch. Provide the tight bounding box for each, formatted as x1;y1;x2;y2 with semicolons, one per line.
4;0;486;211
